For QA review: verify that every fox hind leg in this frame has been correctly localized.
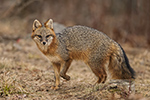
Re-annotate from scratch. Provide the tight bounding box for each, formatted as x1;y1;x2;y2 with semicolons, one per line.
87;62;107;84
96;68;107;84
94;67;107;84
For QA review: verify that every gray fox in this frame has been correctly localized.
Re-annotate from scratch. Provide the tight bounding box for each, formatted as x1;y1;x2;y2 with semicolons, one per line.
31;19;135;90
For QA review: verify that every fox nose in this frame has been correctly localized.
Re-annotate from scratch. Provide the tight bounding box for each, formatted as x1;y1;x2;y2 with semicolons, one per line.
43;42;46;45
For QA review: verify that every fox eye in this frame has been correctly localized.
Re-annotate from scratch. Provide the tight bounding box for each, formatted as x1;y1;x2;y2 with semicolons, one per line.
46;35;50;38
37;35;42;38
46;34;54;38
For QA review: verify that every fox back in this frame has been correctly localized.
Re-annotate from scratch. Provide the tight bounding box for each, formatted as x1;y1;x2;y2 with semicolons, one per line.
31;19;135;89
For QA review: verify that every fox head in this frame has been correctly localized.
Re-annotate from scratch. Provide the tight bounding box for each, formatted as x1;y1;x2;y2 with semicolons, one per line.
31;19;56;52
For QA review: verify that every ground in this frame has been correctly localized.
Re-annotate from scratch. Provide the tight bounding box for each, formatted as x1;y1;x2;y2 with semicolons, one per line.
0;35;150;100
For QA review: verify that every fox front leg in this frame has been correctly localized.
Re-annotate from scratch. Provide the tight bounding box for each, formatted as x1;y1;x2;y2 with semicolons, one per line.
60;59;72;81
51;63;61;90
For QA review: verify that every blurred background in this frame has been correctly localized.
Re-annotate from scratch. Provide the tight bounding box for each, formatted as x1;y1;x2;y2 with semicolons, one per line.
0;0;150;48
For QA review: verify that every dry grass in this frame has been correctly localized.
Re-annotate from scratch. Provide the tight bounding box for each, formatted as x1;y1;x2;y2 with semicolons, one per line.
0;34;149;100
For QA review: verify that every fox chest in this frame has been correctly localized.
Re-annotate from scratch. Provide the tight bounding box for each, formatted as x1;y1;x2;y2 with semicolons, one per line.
46;55;62;63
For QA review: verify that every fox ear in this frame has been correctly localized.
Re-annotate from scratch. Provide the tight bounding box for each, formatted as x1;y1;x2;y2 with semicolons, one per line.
33;19;42;31
45;19;53;29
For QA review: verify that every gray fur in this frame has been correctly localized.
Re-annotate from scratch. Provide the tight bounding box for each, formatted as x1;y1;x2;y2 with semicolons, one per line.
56;25;114;60
55;25;135;79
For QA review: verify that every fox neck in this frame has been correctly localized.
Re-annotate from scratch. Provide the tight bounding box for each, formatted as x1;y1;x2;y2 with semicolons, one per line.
36;37;58;55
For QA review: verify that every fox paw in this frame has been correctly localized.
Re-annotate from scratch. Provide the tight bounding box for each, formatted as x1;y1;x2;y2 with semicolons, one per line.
64;75;70;81
60;74;70;81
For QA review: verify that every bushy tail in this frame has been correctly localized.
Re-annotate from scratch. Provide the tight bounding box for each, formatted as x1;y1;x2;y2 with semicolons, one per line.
108;46;135;80
121;48;136;79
